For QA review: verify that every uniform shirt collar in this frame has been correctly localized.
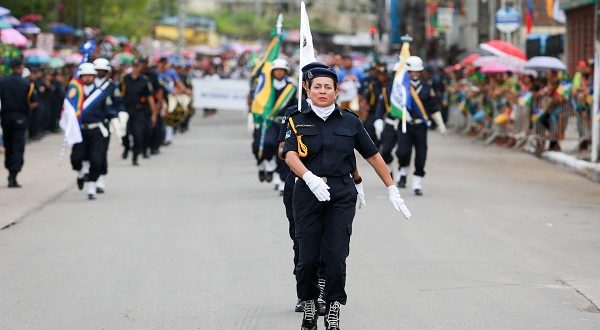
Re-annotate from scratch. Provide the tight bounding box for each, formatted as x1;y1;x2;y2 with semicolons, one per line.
301;101;344;117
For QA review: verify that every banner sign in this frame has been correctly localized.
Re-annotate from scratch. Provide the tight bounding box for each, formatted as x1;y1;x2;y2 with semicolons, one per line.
192;78;250;111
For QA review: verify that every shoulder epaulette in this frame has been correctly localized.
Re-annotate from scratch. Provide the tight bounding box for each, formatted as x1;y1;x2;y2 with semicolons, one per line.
341;108;359;117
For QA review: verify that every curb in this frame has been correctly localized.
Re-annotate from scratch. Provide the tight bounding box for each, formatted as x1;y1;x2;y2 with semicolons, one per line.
541;151;600;183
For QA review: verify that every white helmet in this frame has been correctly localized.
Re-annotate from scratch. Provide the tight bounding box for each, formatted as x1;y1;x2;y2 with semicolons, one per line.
93;58;111;71
406;56;424;72
78;62;97;76
22;67;31;78
271;58;289;72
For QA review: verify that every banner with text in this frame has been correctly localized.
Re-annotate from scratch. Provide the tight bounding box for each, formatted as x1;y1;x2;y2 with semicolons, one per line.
192;79;249;111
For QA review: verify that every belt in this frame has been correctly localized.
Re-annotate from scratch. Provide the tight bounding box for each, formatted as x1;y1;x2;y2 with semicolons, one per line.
384;117;425;128
296;173;352;184
81;122;102;130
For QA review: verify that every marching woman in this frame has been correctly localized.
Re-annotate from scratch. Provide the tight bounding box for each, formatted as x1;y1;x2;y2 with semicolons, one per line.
282;64;412;330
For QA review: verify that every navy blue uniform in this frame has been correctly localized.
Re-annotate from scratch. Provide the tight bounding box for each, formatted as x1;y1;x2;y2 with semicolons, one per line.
96;77;122;177
70;81;115;182
0;73;37;174
374;80;398;165
122;74;154;161
396;78;439;177
282;104;378;305
360;77;386;145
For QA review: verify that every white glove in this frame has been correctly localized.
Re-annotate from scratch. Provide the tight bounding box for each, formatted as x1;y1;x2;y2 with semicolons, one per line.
432;111;447;137
387;185;411;219
355;183;366;209
303;171;331;202
374;119;384;140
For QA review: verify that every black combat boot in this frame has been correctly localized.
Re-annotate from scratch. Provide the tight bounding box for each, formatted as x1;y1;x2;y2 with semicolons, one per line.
317;278;326;315
8;172;21;188
301;299;318;330
132;153;139;166
258;170;265;182
397;175;407;188
324;301;341;330
295;299;305;313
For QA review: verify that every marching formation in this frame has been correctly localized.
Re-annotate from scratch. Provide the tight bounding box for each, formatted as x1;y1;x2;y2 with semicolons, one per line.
247;4;445;329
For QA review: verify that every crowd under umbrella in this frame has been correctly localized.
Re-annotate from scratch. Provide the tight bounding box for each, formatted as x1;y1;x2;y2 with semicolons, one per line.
49;57;65;69
23;48;51;65
480;40;527;61
525;56;567;71
15;22;40;34
0;6;10;17
51;22;75;35
480;62;511;74
0;28;28;47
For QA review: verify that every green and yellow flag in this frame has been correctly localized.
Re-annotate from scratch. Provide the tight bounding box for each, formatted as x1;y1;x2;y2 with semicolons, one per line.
251;25;282;119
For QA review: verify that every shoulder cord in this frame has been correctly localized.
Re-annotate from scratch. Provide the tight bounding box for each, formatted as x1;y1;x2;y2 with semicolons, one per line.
287;117;308;158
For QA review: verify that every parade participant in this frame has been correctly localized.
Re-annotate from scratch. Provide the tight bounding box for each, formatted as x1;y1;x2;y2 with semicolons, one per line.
252;58;297;187
69;63;115;200
93;58;122;193
359;62;388;145
282;64;411;330
156;57;192;147
278;62;333;315
395;56;446;195
0;58;38;188
140;57;165;155
122;59;156;166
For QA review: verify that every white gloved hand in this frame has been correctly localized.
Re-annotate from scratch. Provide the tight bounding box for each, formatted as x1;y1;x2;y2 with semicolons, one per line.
355;183;366;209
374;119;384;140
303;171;331;202
432;111;447;137
387;185;412;219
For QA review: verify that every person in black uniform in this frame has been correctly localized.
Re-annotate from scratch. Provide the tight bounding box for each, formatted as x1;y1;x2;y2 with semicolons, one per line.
252;58;297;188
282;64;411;330
395;56;446;195
0;58;38;188
359;62;389;146
372;68;401;182
93;58;122;193
69;63;115;200
121;59;157;166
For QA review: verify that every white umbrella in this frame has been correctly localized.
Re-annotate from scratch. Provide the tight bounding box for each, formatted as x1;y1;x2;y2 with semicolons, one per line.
525;56;567;71
0;6;10;17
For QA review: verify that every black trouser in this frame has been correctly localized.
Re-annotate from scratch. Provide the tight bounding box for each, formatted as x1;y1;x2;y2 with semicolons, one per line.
1;114;28;173
396;123;428;177
379;122;398;164
284;173;326;279
28;106;43;138
127;110;150;158
251;124;278;164
149;116;164;152
100;129;110;176
293;175;356;305
71;127;105;182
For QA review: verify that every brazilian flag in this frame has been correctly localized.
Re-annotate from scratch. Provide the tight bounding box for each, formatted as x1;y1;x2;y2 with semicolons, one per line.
251;32;282;123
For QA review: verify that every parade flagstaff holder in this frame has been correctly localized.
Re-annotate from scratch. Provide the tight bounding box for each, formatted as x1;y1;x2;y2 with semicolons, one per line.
285;3;411;330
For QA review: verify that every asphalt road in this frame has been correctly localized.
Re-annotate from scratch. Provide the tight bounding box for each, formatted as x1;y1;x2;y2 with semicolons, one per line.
1;111;599;329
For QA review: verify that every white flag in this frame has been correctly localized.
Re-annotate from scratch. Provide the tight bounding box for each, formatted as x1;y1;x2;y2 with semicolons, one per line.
552;0;566;24
299;1;317;69
59;99;82;146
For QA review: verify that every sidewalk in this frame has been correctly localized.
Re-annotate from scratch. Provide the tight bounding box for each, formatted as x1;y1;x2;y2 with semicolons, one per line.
0;132;121;229
541;151;600;183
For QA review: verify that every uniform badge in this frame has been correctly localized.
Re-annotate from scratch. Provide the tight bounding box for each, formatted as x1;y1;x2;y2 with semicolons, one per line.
282;116;287;124
285;130;292;139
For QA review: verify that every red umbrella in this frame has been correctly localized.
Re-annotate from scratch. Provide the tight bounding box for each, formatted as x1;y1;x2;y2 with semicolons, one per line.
480;40;526;61
20;13;43;22
460;53;480;66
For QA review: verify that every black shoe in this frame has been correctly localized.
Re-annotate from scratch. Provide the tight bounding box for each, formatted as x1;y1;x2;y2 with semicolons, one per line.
414;189;423;196
397;175;407;188
142;153;150;159
318;278;326;316
295;299;305;313
258;170;265;182
122;148;129;159
150;149;160;155
88;193;96;200
324;301;341;330
7;173;21;188
77;177;85;190
96;187;105;194
301;300;318;330
132;160;139;166
265;171;274;183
